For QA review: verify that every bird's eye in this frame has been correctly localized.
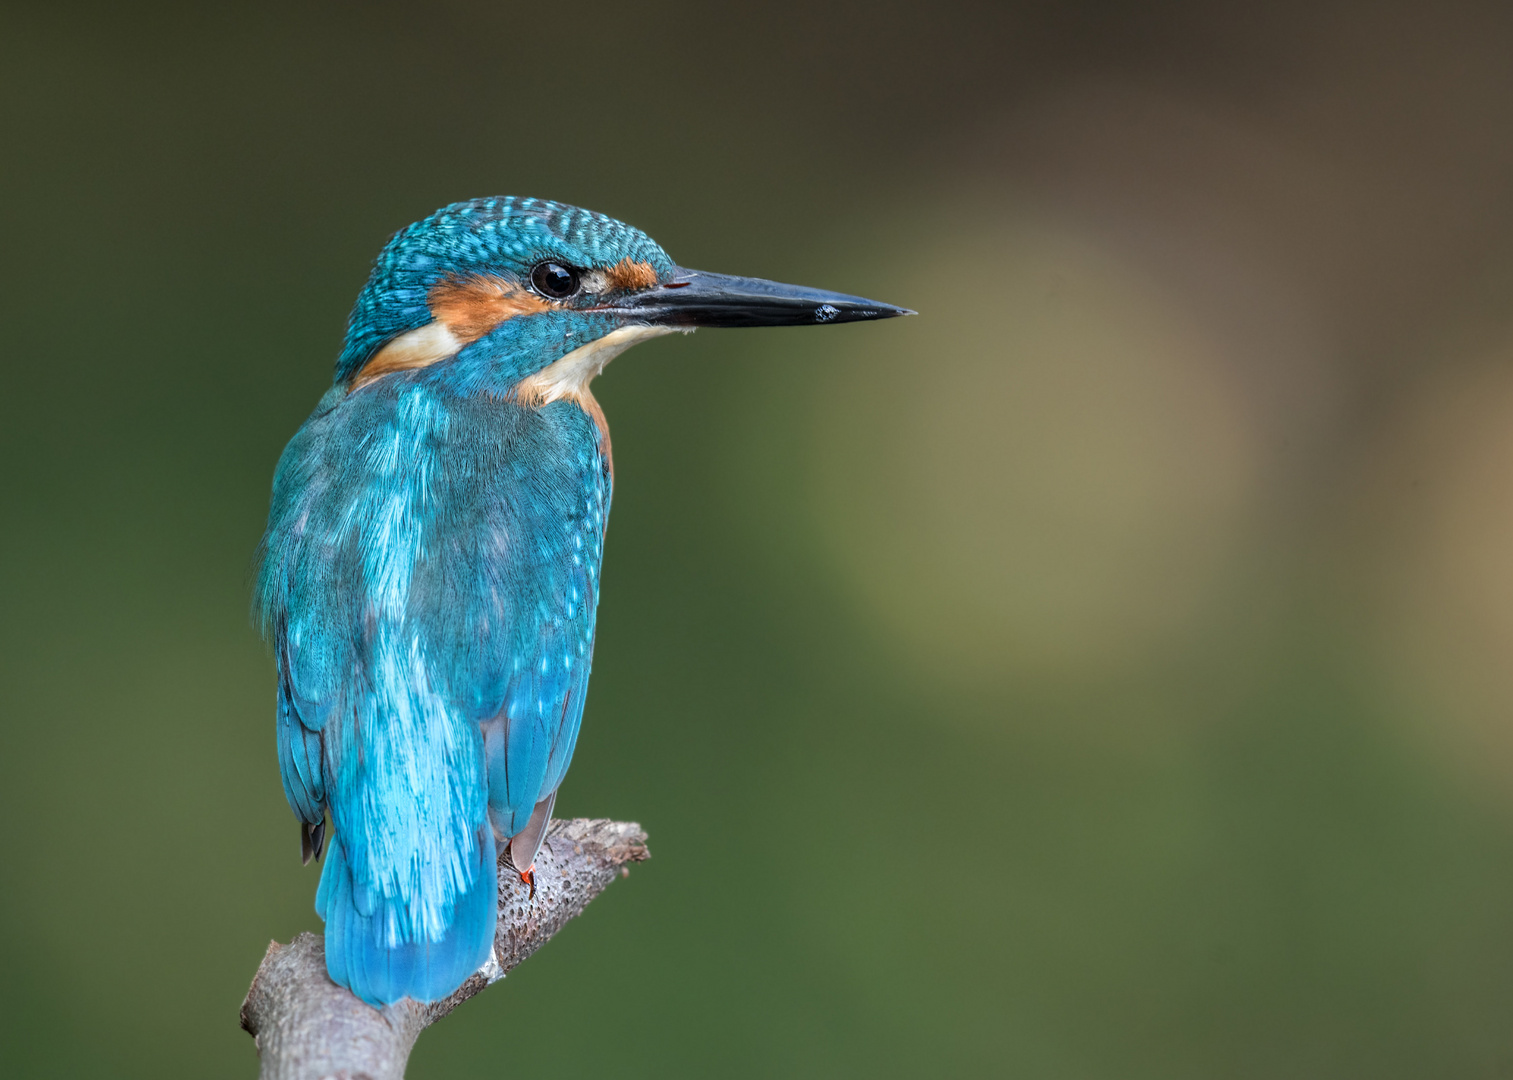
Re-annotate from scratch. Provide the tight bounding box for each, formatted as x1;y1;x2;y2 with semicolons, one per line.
530;261;581;299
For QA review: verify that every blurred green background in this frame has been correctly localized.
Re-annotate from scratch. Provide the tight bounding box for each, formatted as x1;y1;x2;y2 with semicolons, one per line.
8;1;1513;1075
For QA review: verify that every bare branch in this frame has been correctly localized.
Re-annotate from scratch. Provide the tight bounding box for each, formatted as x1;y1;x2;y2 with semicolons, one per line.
241;818;649;1080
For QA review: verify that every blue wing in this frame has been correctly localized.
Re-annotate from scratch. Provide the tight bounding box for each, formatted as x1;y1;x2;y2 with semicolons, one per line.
258;379;608;1004
275;642;326;863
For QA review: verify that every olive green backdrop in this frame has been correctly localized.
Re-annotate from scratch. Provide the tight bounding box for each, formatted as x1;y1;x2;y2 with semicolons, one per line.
8;2;1513;1076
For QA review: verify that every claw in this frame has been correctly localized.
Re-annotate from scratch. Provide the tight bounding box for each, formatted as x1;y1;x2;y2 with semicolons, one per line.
519;863;536;900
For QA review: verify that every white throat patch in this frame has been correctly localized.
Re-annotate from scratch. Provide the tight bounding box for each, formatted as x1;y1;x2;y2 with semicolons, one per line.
515;324;681;406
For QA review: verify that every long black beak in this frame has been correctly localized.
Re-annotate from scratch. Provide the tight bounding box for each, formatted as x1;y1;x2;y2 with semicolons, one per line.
606;267;914;328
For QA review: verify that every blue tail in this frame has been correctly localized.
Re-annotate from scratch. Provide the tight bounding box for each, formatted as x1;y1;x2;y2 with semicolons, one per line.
315;828;498;1006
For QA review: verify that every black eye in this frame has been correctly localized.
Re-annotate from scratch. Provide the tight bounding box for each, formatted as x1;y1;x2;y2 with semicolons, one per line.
530;261;580;299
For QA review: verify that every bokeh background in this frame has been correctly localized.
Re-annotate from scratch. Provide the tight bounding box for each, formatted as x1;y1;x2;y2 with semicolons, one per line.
8;1;1513;1075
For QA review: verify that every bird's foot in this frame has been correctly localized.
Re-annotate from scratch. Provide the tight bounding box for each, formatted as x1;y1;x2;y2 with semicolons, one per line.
519;863;536;900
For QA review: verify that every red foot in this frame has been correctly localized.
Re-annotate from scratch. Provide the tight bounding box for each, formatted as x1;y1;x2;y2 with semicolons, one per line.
519;863;536;900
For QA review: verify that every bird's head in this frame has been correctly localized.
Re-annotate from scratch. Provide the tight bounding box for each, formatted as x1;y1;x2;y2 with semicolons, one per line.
334;197;910;401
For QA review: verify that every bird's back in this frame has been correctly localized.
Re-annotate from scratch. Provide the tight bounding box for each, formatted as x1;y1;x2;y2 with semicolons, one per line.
259;373;609;1004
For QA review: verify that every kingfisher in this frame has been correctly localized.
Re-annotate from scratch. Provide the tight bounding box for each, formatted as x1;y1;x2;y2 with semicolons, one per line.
256;197;909;1007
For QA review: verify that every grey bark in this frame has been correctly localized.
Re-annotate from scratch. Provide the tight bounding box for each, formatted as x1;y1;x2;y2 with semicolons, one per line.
241;818;649;1080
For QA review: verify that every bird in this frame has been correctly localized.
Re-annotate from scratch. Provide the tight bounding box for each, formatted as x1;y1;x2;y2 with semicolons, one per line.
255;196;910;1006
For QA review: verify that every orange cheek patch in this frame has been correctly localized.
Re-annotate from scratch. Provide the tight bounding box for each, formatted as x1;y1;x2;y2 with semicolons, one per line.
604;258;660;291
428;274;551;343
